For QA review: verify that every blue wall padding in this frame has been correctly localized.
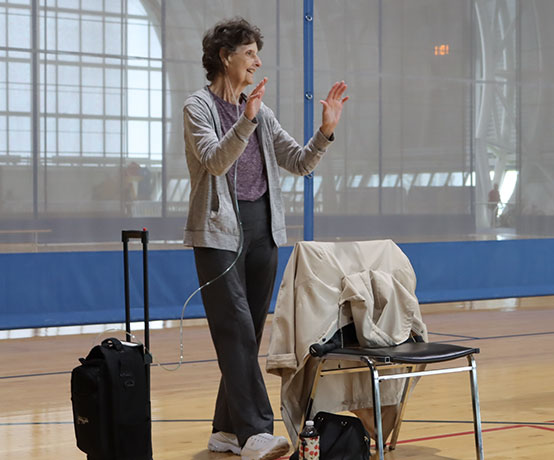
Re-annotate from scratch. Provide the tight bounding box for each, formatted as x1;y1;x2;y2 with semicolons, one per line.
1;240;553;329
399;239;554;303
0;247;293;329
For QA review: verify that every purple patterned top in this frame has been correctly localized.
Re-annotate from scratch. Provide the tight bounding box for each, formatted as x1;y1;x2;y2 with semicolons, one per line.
211;90;268;201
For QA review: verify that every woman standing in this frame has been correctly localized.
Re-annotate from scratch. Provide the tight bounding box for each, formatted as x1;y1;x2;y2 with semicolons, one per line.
183;17;348;460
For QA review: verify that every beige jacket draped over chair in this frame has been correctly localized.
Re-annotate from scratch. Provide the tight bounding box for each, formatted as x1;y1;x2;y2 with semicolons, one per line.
266;240;428;441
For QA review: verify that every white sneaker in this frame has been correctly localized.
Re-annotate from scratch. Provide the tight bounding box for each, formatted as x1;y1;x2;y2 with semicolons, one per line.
208;431;241;455
240;433;290;460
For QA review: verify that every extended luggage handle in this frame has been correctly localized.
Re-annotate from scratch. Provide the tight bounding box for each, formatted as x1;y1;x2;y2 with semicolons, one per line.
122;229;151;365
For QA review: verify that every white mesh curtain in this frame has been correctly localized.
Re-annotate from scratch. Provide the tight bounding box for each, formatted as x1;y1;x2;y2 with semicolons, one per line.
1;0;554;250
1;0;168;245
0;0;303;247
519;0;554;234
311;0;554;241
312;0;474;241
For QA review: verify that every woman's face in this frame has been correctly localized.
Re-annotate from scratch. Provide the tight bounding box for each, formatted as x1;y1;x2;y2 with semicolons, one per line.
224;42;262;91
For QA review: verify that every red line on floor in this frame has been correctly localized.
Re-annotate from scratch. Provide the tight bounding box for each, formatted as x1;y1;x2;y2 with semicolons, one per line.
395;424;526;444
527;425;554;432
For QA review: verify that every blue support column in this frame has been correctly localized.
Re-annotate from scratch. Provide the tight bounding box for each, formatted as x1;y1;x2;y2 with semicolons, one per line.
161;0;167;217
303;0;314;241
31;0;39;217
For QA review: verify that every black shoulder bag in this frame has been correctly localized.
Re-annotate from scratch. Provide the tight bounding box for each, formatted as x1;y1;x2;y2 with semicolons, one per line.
290;411;371;460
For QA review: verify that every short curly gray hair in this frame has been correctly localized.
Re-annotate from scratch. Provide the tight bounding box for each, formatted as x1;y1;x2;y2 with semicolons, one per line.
202;17;264;82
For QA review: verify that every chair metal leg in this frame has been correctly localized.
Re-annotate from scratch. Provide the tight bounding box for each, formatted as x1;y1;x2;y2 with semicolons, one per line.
468;355;485;460
363;357;385;460
388;366;415;451
296;359;326;449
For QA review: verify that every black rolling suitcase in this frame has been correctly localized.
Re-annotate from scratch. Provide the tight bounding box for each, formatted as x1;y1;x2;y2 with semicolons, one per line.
71;230;153;460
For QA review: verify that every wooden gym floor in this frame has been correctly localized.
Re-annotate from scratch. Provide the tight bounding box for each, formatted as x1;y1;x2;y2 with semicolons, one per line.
1;296;553;460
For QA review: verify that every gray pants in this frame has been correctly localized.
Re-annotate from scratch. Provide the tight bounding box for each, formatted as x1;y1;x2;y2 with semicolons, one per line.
193;194;278;446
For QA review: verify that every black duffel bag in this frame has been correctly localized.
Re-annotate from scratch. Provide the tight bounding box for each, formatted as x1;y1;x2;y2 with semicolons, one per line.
71;337;152;460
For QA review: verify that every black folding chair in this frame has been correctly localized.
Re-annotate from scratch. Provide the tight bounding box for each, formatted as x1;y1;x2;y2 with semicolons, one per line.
303;341;484;460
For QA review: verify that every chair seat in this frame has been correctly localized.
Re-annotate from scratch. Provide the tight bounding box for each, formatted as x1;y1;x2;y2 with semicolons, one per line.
326;342;480;364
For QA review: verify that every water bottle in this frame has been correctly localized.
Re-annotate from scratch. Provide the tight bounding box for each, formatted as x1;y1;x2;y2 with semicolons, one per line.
299;420;320;460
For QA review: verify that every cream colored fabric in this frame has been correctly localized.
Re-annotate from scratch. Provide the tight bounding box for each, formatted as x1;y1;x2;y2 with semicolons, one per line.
341;268;428;348
266;240;428;441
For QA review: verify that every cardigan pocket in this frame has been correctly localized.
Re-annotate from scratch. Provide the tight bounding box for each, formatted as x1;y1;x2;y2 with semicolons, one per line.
207;179;239;235
207;206;239;235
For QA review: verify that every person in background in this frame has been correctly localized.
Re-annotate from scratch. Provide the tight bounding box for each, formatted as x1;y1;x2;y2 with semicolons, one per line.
488;182;501;226
183;17;348;460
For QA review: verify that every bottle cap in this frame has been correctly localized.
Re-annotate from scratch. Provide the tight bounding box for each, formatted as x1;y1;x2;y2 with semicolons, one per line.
305;420;314;426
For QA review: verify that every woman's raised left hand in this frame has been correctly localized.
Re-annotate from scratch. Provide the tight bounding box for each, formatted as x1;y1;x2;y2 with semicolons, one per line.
244;77;268;121
319;81;349;138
